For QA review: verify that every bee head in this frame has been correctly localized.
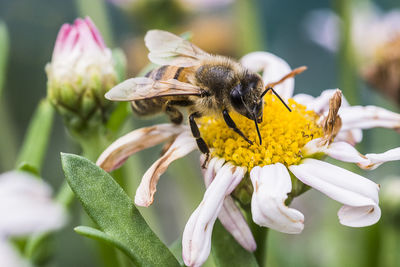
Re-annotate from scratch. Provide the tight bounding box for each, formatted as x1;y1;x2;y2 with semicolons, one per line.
230;73;264;122
230;72;264;144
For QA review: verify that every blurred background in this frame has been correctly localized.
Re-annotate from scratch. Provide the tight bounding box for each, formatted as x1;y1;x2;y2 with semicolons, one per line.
0;0;399;266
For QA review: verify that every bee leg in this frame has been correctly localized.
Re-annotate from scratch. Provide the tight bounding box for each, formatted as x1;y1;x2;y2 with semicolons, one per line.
165;102;183;124
222;109;253;145
189;112;210;168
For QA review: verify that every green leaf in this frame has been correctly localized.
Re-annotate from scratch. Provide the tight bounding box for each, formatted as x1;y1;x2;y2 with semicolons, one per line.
0;20;9;96
61;153;180;267
211;220;258;267
75;226;138;263
16;99;55;172
169;239;184;266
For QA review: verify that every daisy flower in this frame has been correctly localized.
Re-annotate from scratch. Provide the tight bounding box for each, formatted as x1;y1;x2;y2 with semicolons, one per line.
0;171;66;267
304;4;400;102
304;3;400;62
97;52;400;267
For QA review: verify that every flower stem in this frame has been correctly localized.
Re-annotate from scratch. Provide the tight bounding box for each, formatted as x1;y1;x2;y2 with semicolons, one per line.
0;99;18;170
245;208;269;267
333;0;359;105
235;0;265;55
15;99;55;173
254;227;269;267
0;20;9;97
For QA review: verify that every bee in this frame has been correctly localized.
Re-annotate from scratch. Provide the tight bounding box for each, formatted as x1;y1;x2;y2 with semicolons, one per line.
106;30;305;165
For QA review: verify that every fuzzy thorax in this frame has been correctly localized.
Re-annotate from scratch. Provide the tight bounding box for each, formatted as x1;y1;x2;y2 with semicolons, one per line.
199;94;323;170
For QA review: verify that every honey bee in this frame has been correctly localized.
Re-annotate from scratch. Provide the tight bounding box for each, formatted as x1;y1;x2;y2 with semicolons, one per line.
106;30;305;164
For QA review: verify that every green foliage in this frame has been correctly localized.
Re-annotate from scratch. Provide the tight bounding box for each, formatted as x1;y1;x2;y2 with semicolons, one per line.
211;221;259;267
61;153;180;267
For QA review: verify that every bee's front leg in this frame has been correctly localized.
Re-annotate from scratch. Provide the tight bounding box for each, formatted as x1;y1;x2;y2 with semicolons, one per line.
222;109;253;145
189;112;210;168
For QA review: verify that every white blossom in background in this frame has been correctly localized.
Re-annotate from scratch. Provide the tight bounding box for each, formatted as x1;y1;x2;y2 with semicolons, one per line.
98;51;400;267
0;171;66;267
108;0;234;10
304;3;400;62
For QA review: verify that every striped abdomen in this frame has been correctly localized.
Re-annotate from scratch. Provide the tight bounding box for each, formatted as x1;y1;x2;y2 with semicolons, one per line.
131;65;188;116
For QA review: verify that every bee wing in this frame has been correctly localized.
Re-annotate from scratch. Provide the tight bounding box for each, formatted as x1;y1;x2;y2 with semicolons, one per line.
145;30;210;67
105;77;203;101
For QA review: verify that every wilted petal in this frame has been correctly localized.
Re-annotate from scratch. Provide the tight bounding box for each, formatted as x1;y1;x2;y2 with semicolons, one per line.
293;89;364;144
250;163;304;234
303;138;369;165
135;132;197;207
97;124;187;172
340;105;400;131
182;163;246;267
202;156;256;252
0;171;66;236
358;147;400;170
240;52;294;100
289;159;380;227
0;240;24;267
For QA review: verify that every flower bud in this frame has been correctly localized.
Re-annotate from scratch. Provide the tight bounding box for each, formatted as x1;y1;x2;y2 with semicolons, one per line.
46;17;117;132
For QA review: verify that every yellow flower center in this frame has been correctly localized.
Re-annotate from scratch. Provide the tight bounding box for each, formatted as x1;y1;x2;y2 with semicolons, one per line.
199;94;323;170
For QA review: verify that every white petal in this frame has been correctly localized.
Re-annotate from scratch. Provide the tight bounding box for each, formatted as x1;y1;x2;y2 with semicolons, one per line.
202;156;225;187
240;52;294;100
303;138;369;164
289;159;380;227
182;163;246;267
0;240;26;267
135;132;197;207
303;9;340;52
340;105;400;131
0;171;66;236
359;147;400;170
296;89;350;114
97;124;187;172
334;129;363;145
218;197;256;252
292;93;315;106
250;164;304;234
338;205;381;227
202;157;256;252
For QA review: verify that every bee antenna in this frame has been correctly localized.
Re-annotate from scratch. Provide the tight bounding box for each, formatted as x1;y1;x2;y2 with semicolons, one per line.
241;96;263;145
253;116;262;145
260;87;291;112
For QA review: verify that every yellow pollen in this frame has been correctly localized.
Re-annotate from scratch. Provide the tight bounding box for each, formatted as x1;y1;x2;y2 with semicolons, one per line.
199;94;323;170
